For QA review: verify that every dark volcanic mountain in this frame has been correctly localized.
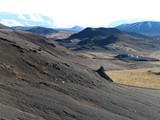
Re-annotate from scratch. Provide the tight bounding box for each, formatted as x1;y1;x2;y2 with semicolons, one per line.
62;27;160;54
116;21;160;36
69;27;122;39
0;23;9;29
64;27;122;46
1;25;160;120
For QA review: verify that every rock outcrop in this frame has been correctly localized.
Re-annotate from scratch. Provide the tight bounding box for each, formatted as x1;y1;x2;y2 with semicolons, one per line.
96;66;113;82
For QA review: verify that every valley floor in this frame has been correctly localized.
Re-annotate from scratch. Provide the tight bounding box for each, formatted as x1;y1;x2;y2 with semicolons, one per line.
76;51;160;89
106;67;160;89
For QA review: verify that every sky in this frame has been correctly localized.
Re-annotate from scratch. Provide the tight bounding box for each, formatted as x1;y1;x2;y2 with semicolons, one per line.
0;0;160;27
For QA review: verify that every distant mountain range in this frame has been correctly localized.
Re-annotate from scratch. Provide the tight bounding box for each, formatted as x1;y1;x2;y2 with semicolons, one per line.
1;12;160;36
61;27;160;54
12;26;83;40
54;26;84;32
12;25;84;32
116;21;160;36
1;12;160;54
12;26;57;35
26;27;58;36
11;26;80;40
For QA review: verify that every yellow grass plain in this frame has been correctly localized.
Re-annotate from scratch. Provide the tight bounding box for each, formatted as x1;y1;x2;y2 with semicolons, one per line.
106;68;160;89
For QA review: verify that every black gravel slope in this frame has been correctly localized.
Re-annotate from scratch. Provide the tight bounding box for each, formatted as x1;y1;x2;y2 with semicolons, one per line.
0;30;160;120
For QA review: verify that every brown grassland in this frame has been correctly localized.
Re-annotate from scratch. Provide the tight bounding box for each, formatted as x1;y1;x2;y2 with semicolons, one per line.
106;67;160;89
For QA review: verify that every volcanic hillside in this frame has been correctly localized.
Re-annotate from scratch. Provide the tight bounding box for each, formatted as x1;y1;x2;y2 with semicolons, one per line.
0;27;160;120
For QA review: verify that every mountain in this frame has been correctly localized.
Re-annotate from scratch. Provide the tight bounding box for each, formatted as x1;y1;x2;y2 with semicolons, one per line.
0;23;10;29
62;27;160;54
0;12;55;28
53;26;84;32
0;24;160;120
12;26;57;36
68;27;123;39
107;20;130;27
70;25;84;31
12;26;77;40
13;26;58;36
25;26;58;36
116;21;160;36
13;25;84;32
12;26;34;31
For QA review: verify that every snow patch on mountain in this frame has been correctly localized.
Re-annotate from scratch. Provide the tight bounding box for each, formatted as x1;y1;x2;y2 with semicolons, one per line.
137;22;142;30
116;21;160;36
147;22;152;29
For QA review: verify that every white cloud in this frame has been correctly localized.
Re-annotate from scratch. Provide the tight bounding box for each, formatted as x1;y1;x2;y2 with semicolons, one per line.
17;14;46;22
18;14;27;20
0;19;23;26
0;0;160;27
0;12;55;27
27;14;44;22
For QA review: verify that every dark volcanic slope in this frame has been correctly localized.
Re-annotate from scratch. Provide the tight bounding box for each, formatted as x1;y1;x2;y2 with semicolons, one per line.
116;21;160;36
0;23;9;29
68;27;122;39
63;27;160;54
0;29;160;120
62;27;123;49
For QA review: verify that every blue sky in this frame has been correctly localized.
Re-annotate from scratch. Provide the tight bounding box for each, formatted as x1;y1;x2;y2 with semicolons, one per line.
0;0;160;27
